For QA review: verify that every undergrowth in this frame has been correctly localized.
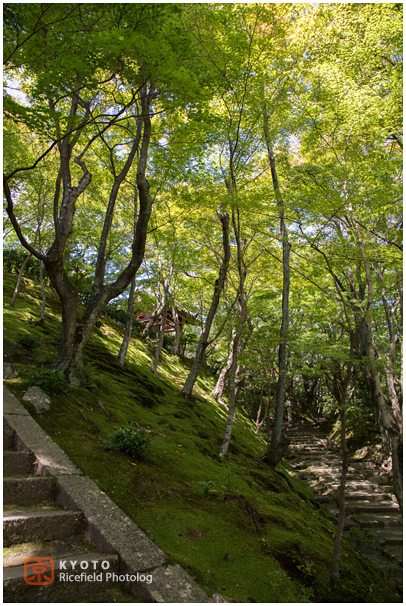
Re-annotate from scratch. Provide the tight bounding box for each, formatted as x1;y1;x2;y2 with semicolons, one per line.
3;273;398;603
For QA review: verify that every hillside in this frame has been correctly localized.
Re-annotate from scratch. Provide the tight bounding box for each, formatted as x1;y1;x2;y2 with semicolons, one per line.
3;273;398;603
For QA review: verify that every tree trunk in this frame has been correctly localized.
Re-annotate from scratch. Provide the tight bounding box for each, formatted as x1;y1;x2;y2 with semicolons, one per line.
255;383;265;433
377;272;402;430
353;223;403;512
181;209;230;398
116;276;137;367
219;188;248;458
117;185;139;367
151;298;168;376
263;106;291;467
171;303;181;355
10;253;32;307
330;402;349;586
219;309;246;458
328;352;353;586
266;383;273;456
219;341;239;458
5;82;156;387
142;267;162;337
211;329;235;403
39;260;46;326
151;263;173;375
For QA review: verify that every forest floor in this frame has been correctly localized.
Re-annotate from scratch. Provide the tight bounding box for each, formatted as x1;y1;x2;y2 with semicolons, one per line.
2;273;401;603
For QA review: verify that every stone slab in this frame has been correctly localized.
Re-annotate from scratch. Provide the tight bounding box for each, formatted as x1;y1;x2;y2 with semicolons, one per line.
22;386;51;413
3;387;30;415
4;553;120;603
4;429;16;450
3;387;211;602
146;564;211;603
368;529;403;545
4;508;84;547
56;474;167;573
4;476;56;505
4;389;81;476
4;451;36;476
353;513;402;528
346;501;400;514
3;537;97;568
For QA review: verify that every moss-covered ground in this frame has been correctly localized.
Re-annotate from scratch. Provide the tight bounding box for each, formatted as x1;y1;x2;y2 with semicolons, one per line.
3;274;399;603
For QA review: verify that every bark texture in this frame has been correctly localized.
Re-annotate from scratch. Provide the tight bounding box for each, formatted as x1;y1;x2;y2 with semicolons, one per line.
6;82;156;386
263;106;291;467
211;329;236;403
116;276;137;367
181;210;230;398
352;220;403;512
330;367;352;586
330;405;349;585
171;303;181;355
10;253;32;307
151;262;173;375
219;295;247;458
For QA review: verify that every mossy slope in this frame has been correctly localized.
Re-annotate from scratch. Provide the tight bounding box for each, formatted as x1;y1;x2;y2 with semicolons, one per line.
3;274;398;603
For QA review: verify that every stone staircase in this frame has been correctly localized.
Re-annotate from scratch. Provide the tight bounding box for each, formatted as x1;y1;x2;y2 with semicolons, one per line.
285;423;403;592
3;385;211;603
3;419;130;603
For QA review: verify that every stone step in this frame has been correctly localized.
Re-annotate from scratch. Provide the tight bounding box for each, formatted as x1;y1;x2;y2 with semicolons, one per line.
353;512;403;528
368;528;403;546
345;492;395;502
3;505;85;547
382;544;403;565
3;538;104;568
298;470;388;484
70;587;143;603
345;501;400;515
290;445;327;451
298;472;366;484
4;551;120;603
291;459;341;469
326;481;392;492
314;495;331;504
288;436;326;441
4;476;56;505
297;465;383;475
348;459;378;470
288;435;325;440
4;451;37;476
4;429;16;450
292;454;337;461
313;487;394;502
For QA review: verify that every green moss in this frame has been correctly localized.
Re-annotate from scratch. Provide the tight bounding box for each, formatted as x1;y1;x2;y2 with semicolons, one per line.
3;273;399;603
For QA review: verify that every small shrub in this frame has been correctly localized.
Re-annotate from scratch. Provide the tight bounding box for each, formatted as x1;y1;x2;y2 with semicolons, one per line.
4;248;43;280
196;479;216;498
16;334;39;351
163;334;175;352
107;423;151;457
103;305;127;325
223;465;237;491
28;369;69;394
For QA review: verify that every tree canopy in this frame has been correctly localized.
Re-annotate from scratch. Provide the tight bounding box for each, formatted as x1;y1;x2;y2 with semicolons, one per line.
4;3;402;500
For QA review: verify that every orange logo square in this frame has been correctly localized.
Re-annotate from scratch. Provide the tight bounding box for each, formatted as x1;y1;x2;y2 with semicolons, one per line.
24;557;54;585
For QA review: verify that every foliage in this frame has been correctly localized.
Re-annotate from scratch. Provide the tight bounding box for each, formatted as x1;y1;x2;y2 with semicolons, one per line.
4;249;42;281
2;273;399;603
196;479;216;499
107;423;151;458
16;334;39;351
28;369;69;394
